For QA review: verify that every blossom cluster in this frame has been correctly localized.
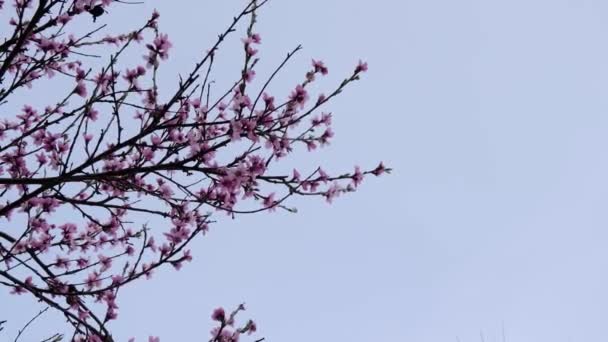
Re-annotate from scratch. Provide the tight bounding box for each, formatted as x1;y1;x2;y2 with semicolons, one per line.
0;0;388;340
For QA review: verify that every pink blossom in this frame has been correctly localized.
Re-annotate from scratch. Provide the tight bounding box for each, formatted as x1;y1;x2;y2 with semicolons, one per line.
141;147;154;161
75;68;86;81
355;60;368;73
145;33;172;66
183;249;192;262
105;308;118;321
246;45;258;56
318;168;329;183
10;286;26;295
289;85;309;109
54;256;70;269
230;119;243;141
292;169;301;182
24;276;33;288
142;263;154;279
306;140;317;151
244;68;256;83
263;193;276;211
172;258;186;270
158;183;173;199
78;308;90;321
320;127;334;145
246;320;257;334
312;59;328;75
372;162;387;176
98;254;112;273
212;307;226;322
85;272;101;290
35;152;47;165
83;133;93;143
76;257;89;268
111;275;124;285
126;245;135;256
251;33;261;44
74;81;87;97
242;33;261;45
151;134;162;146
352;166;364;187
86;108;99;121
57;13;71;24
146;236;157;252
324;183;342;203
317;93;327;105
262;93;275;109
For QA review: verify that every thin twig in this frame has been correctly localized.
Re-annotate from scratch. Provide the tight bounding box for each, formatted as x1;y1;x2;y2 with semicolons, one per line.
14;307;50;342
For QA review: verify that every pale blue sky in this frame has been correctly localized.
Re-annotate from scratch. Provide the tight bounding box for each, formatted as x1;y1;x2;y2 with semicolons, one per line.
4;1;608;341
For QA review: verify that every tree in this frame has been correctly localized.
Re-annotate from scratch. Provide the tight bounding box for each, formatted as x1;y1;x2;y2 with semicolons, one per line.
0;0;389;341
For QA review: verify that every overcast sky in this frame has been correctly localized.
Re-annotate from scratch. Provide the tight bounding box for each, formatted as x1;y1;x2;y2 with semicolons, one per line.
5;0;608;341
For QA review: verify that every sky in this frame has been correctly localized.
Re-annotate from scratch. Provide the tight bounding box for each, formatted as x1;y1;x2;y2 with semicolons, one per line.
4;0;608;341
